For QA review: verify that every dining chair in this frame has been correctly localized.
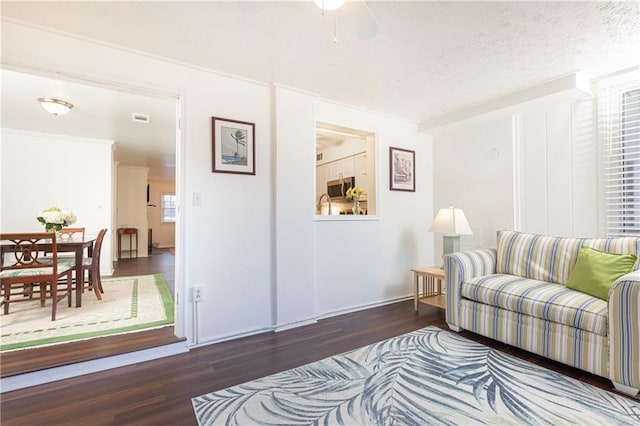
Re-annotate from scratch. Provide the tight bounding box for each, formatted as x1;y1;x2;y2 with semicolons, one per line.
54;227;86;259
0;232;74;321
58;227;85;240
80;228;107;299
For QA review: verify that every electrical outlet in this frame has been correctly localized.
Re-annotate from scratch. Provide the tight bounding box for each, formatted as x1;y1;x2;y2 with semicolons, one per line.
193;286;203;302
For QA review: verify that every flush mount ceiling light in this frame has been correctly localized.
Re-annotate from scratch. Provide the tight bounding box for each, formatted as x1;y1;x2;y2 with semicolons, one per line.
37;97;73;116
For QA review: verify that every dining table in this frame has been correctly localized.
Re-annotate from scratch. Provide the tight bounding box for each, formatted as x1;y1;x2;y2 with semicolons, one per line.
1;234;96;308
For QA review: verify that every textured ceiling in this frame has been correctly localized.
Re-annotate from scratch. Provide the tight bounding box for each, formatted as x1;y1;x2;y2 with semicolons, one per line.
2;1;639;125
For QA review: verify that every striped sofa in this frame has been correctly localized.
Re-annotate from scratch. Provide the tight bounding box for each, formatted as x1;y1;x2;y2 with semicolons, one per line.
445;230;640;396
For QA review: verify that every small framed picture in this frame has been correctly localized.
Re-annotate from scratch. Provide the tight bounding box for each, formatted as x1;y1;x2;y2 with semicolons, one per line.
212;116;256;175
389;147;415;192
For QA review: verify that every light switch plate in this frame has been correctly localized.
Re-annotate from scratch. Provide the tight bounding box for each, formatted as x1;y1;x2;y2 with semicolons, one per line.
193;192;202;206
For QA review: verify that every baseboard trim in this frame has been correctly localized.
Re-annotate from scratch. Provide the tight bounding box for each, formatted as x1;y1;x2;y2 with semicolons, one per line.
0;341;188;393
273;296;414;332
189;295;414;349
274;318;318;332
315;294;413;321
189;326;275;349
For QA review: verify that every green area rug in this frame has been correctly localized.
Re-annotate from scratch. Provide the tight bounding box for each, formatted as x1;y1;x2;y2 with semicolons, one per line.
193;326;640;425
0;274;174;352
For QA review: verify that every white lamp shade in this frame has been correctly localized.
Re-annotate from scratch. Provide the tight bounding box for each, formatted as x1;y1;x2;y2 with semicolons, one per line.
314;0;346;11
429;206;473;235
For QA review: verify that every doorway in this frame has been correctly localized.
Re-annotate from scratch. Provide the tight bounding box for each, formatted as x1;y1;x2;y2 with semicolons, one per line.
0;67;183;375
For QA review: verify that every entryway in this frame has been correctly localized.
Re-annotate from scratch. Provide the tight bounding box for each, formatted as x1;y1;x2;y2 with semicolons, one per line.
0;67;183;379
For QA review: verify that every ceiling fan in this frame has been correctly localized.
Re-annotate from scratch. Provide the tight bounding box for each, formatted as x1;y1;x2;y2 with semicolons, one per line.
314;0;380;42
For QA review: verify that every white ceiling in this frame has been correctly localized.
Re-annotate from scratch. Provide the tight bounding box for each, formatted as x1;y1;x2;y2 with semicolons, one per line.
1;1;639;176
0;69;177;181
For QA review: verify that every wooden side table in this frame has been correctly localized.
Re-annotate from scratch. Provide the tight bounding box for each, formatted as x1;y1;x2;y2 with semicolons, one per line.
117;227;138;260
412;266;446;313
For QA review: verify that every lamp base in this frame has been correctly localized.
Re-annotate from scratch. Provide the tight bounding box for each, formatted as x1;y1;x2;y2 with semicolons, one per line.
440;234;461;268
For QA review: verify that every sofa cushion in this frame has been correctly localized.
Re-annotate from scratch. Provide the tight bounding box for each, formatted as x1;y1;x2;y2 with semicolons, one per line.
460;274;608;336
496;230;640;285
566;247;637;300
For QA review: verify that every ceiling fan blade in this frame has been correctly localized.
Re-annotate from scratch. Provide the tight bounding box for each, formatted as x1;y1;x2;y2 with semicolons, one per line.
344;0;380;39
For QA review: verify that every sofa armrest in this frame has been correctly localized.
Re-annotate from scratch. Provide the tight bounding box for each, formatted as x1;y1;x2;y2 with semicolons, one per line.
445;248;497;330
608;274;640;391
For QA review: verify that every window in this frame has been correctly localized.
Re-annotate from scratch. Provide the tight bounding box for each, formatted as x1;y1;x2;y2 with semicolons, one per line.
599;71;640;236
315;123;376;217
161;194;176;223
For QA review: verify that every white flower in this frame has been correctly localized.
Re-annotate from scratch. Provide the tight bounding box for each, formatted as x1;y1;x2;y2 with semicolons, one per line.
37;206;77;231
40;210;75;225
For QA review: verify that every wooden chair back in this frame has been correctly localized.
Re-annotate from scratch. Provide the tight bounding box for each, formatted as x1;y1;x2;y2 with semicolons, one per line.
92;228;107;263
83;228;108;297
0;232;73;320
1;232;60;272
58;227;85;241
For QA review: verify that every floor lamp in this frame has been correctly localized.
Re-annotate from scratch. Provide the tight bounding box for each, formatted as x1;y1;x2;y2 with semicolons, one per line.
429;206;473;268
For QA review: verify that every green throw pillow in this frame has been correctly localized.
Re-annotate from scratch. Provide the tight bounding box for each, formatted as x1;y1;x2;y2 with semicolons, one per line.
566;247;637;300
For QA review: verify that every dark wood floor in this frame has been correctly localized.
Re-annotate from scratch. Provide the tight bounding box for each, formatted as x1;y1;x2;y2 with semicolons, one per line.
0;250;179;378
113;249;175;294
1;298;638;425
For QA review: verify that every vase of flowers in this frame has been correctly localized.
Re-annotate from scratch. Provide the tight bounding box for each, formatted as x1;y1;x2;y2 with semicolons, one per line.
37;206;77;233
346;186;366;215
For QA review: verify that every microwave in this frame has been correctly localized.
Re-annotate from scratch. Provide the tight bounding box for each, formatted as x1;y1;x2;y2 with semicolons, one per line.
327;177;355;199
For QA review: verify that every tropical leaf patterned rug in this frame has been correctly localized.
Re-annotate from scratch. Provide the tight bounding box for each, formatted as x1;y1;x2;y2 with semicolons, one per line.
0;274;174;351
192;326;640;425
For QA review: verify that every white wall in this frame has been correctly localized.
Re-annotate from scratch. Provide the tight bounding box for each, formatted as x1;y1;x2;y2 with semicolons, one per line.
427;90;598;260
274;89;435;327
313;100;434;316
0;128;114;275
274;86;316;329
116;165;149;258
431;115;514;261
170;52;274;343
515;97;598;237
147;179;176;249
1;21;435;352
1;20;274;345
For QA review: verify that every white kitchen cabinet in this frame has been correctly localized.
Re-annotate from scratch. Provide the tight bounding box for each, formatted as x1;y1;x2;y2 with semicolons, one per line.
354;153;370;200
355;154;367;185
328;156;355;180
341;156;355;178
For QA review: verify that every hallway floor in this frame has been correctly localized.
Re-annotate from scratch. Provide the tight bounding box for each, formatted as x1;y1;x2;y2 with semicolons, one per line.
0;250;179;378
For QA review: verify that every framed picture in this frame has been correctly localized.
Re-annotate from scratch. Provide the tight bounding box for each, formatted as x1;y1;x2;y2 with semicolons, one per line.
212;116;256;175
389;147;415;192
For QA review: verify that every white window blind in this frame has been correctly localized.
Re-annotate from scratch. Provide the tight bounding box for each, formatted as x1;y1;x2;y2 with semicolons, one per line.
598;70;640;236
